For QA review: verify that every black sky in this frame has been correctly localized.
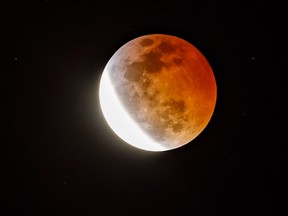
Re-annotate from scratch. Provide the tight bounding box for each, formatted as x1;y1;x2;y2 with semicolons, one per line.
3;1;285;216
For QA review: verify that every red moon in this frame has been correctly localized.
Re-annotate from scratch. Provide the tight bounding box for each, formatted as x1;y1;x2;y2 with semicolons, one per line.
99;34;217;151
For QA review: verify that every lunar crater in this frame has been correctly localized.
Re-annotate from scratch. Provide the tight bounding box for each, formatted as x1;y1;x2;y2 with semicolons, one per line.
140;38;154;47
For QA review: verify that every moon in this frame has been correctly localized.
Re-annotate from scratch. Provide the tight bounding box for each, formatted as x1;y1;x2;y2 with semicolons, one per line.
99;34;217;152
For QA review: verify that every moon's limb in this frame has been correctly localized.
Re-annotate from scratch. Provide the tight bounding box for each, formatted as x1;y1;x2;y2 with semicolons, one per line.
99;70;167;151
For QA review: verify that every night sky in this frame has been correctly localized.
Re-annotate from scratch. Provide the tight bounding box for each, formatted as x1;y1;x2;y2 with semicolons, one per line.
3;1;284;215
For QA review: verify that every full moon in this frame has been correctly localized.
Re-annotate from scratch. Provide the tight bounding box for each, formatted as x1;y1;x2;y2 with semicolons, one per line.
99;34;217;152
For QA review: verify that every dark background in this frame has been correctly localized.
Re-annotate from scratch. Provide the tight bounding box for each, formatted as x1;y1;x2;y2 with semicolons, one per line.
3;1;285;215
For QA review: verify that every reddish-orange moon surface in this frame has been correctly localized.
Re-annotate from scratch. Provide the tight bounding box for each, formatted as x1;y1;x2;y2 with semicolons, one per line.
99;34;217;151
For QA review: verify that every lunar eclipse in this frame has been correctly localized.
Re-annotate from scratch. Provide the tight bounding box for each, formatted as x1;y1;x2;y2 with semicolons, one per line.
99;34;217;151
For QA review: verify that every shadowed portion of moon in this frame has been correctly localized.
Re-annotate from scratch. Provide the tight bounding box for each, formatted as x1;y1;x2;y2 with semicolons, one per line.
103;34;217;150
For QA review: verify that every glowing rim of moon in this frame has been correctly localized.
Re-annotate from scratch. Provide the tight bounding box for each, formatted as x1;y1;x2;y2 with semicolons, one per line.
99;69;167;152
